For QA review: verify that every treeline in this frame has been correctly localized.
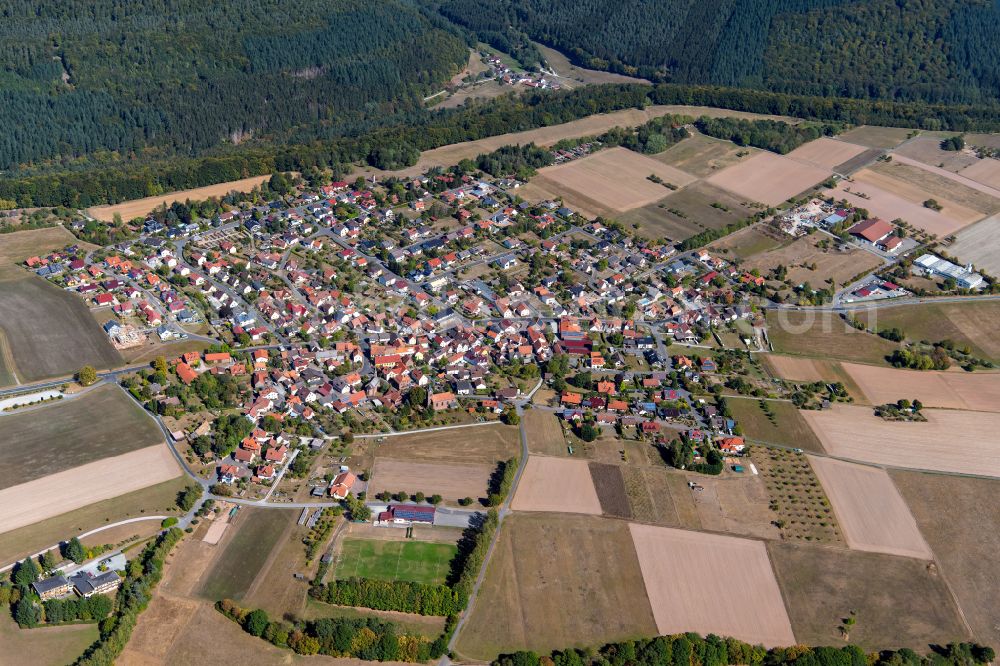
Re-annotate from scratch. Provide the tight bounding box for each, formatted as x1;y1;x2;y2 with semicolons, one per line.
694;118;840;154
679;206;775;251
43;595;113;625
73;527;184;666
600;115;691;154
487;458;519;506
433;0;1000;106
311;578;463;616
475;144;554;178
496;633;996;666
6;80;1000;210
217;599;434;660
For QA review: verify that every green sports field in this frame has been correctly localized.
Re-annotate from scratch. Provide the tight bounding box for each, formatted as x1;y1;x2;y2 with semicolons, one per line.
335;538;458;585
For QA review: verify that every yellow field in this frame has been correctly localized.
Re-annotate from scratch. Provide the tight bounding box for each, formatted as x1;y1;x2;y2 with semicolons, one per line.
88;175;271;222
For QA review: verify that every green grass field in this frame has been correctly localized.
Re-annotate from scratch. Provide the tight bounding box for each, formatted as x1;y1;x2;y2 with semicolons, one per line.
335;538;458;585
198;508;296;602
727;398;825;453
766;311;899;365
856;301;1000;362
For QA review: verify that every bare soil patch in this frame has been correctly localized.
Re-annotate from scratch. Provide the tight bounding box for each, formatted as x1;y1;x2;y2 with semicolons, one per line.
370;459;494;501
768;541;970;651
653;132;759;177
588;463;632;518
0;384;164;489
536;147;697;214
959;158;1000;190
892;470;1000;646
88;175;271;222
0;445;182;535
456;513;657;660
841;362;1000;412
629;524;795;647
808;457;931;559
707;152;831;207
947;213;1000;276
787;137;868;170
801;404;1000;477
511;456;602;514
0;269;123;385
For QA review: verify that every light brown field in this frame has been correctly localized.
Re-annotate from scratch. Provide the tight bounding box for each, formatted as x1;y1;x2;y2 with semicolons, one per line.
948;213;1000;276
707;152;831;206
523;409;567;456
370;459;494;501
841;362;1000;412
744;233;882;288
88;175;271;222
653;132;760;177
511;456;602;514
0;445;182;534
535;147;697;214
808;457;931;559
801;404;1000;477
628;524;795;647
958;157;1000;190
893;135;981;172
373;424;520;465
762;355;865;399
837;126;913;150
708;224;786;259
0;226;95;265
535;43;649;85
455;513;658;659
827;173;974;237
870;158;1000;213
855;300;1000;361
787;137;868;170
892;471;1000;646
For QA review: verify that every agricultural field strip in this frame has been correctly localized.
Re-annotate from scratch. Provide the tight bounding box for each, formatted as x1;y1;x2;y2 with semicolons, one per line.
959;158;1000;190
948;213;1000;277
785;137;868;170
707;152;832;207
839;362;1000;413
808;456;932;560
510;456;603;514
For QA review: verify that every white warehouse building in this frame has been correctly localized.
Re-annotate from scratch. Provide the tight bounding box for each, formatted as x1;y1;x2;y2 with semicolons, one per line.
914;254;984;289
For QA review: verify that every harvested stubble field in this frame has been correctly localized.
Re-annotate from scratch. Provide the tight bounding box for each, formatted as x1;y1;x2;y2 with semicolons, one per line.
629;524;795;647
768;541;970;651
786;137;868;170
708;224;786;259
870;159;1000;215
828;171;980;237
653;132;759;177
0;445;181;536
511;456;602;515
801;404;1000;477
948;213;1000;276
533;147;697;214
456;513;658;660
0;226;95;265
726;398;825;453
765;310;899;364
587;463;632;518
622;466;701;529
761;355;865;400
959;158;1000;189
0;385;164;489
856;300;1000;362
749;447;843;544
808;457;930;559
370;459;494;501
707;152;831;207
88;174;271;222
838;362;1000;412
837;126;912;150
620;181;758;242
0;267;122;385
893;135;981;172
198;508;297;602
334;538;457;585
373;424;520;464
744;233;883;290
0;476;187;566
892;471;1000;646
523;409;567;456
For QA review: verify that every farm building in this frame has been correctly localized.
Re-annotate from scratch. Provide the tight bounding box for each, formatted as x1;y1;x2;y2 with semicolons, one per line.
376;504;435;526
847;218;893;245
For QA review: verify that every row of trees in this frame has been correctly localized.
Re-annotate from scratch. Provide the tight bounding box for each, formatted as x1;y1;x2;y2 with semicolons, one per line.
311;578;462;616
694;118;840;155
495;634;995;666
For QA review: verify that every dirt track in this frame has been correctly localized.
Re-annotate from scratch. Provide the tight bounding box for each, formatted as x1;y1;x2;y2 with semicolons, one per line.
0;445;182;534
809;456;931;559
629;524;795;647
